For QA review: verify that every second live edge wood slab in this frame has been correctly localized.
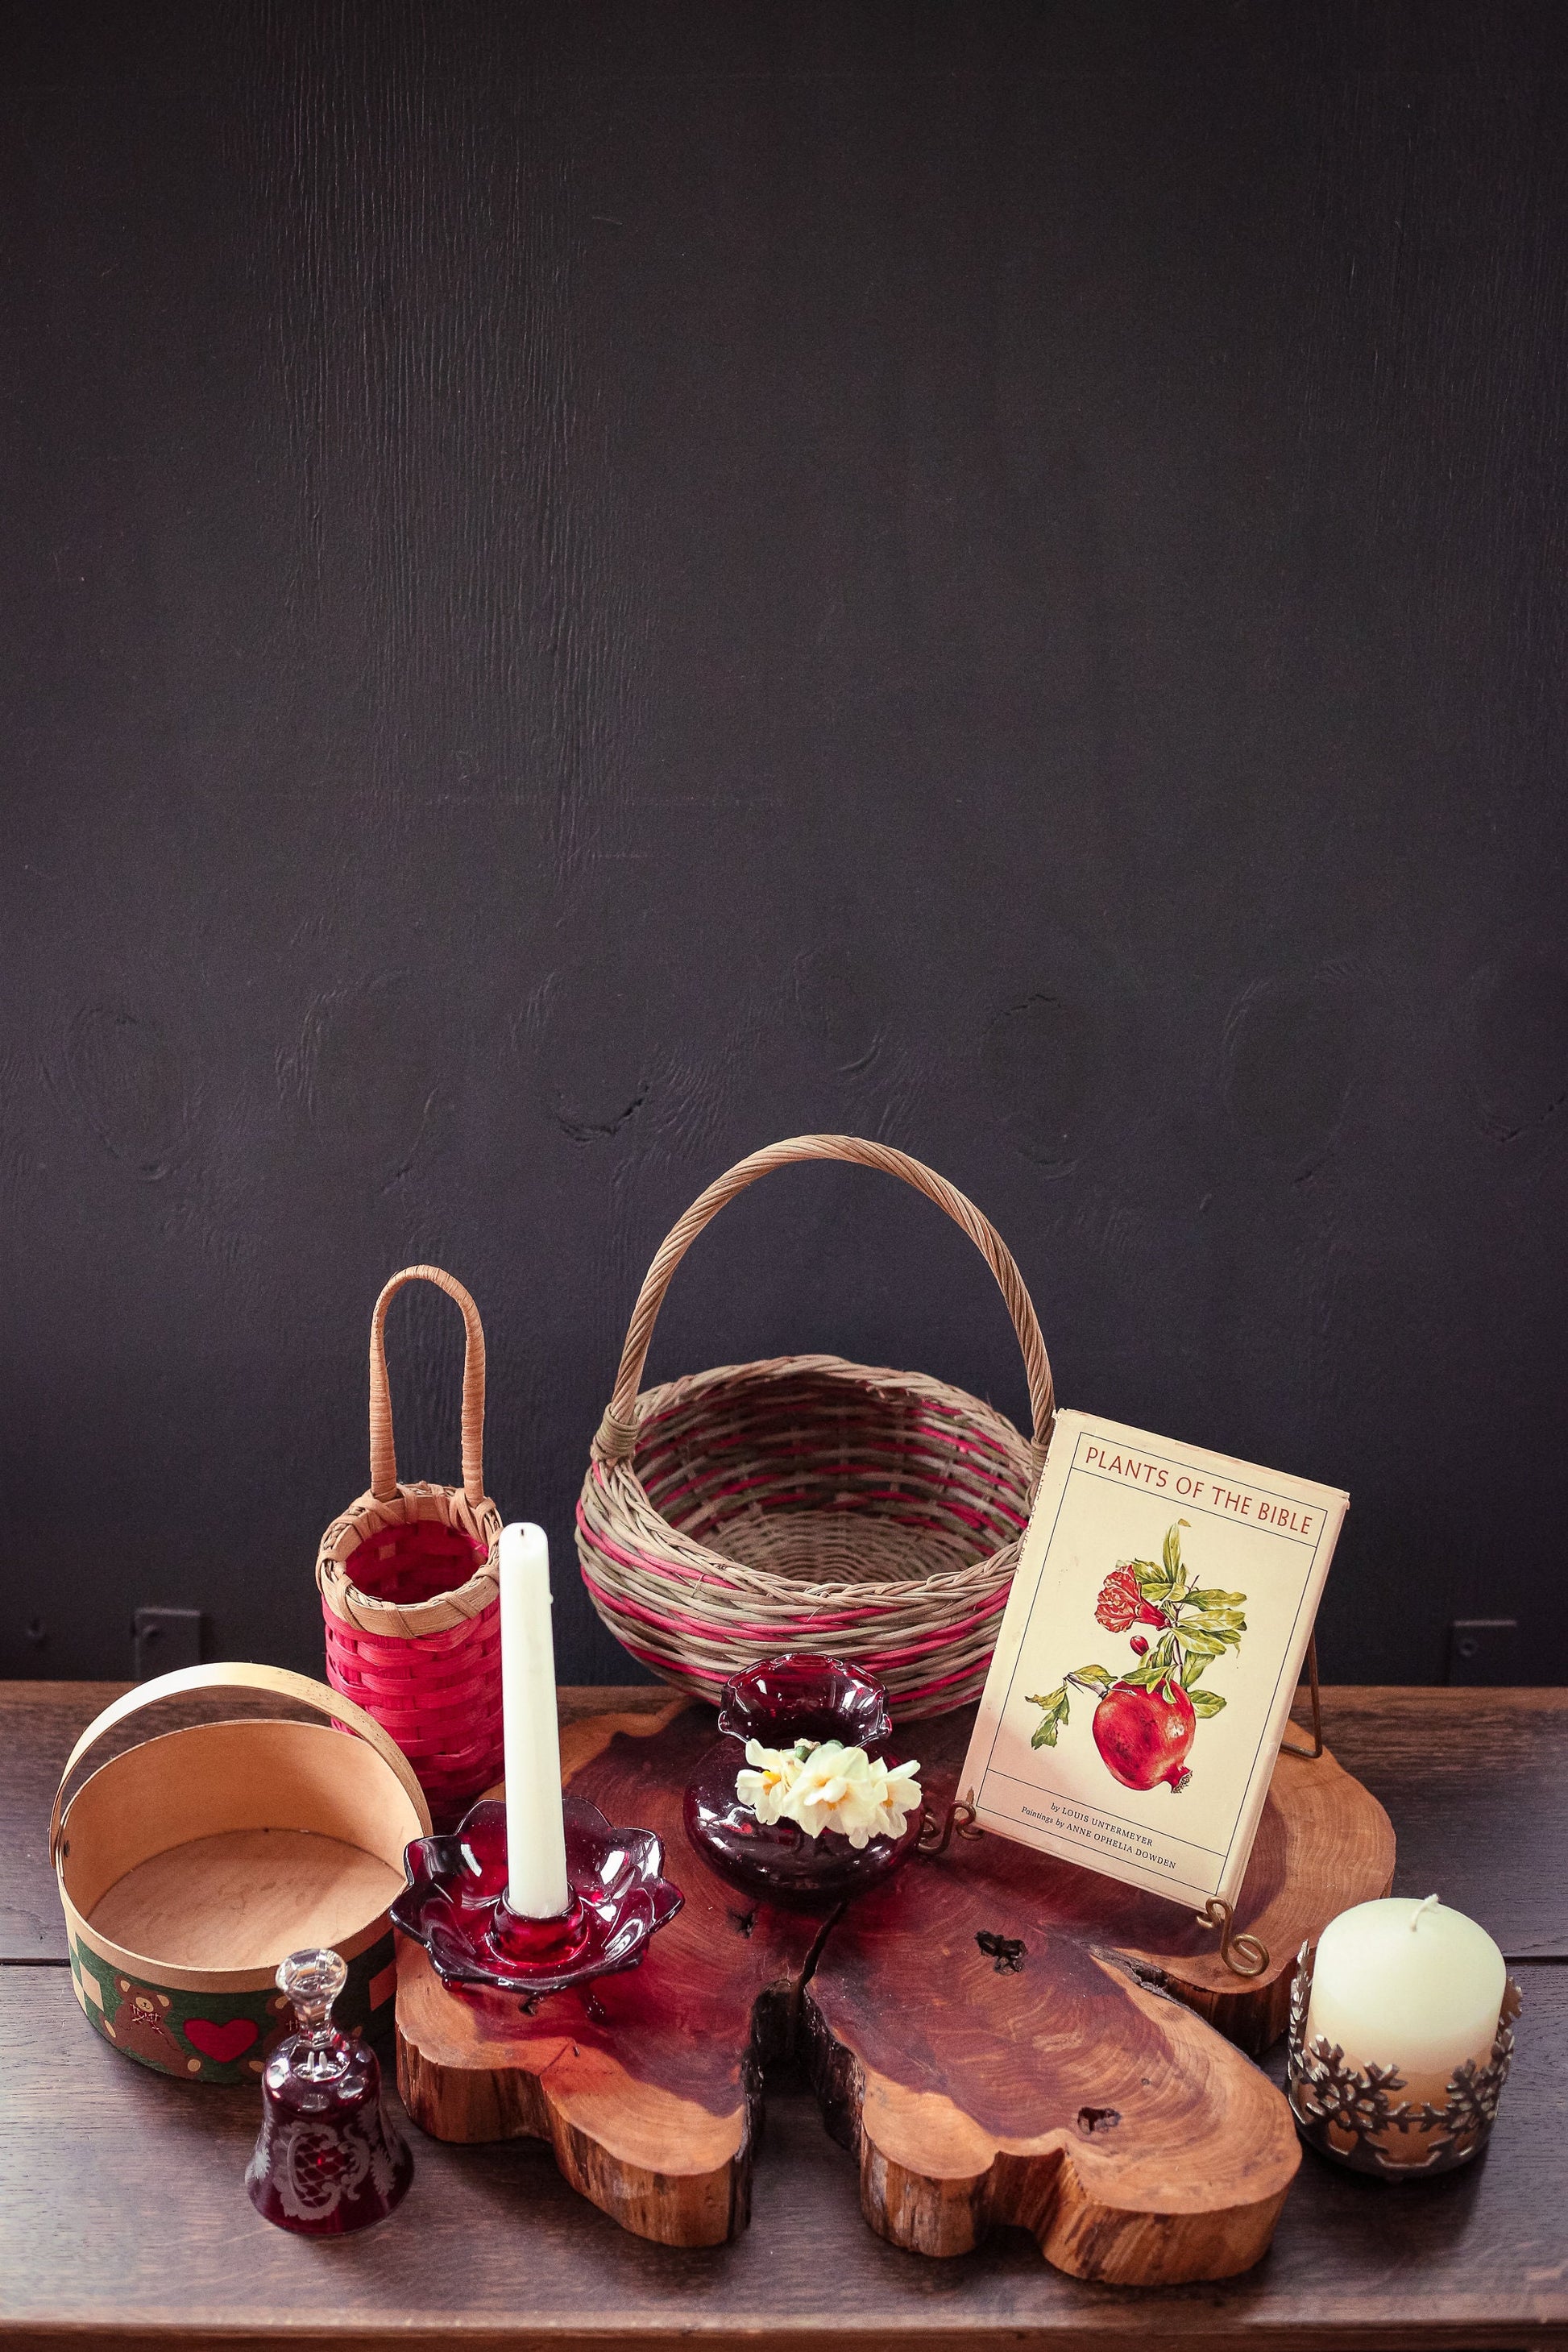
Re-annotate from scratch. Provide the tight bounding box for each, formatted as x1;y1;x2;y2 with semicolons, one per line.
396;1696;1393;2284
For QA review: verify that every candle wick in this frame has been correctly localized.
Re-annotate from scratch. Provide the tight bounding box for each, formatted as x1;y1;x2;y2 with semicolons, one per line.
1410;1892;1441;1930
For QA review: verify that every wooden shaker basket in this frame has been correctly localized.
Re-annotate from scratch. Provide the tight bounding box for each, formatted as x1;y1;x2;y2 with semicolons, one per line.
577;1135;1056;1719
317;1265;504;1827
53;1663;430;2084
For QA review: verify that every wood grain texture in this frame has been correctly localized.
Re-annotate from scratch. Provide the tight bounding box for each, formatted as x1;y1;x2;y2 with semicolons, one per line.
89;1828;403;1972
1292;1687;1568;1958
1;1687;1563;2341
396;1699;1391;2276
396;1701;822;2246
3;1685;1555;1971
797;1702;1397;2279
2;1960;1566;2346
915;1711;1394;2057
803;1912;1297;2284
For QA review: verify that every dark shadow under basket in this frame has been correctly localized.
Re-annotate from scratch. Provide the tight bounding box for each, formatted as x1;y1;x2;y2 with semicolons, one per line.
577;1137;1055;1719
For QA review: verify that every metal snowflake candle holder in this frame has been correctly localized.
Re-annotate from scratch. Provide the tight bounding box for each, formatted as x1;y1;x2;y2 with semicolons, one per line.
1287;1941;1522;2179
391;1795;682;1996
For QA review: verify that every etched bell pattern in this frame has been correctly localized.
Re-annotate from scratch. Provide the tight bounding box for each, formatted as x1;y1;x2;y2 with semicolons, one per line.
245;1948;413;2235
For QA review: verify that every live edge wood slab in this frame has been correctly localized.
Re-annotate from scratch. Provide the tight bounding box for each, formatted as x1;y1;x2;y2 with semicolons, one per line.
397;1702;820;2248
395;1698;1392;2284
6;1685;1568;2352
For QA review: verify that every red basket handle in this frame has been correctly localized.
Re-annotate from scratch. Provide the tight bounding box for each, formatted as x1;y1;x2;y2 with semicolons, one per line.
368;1265;487;1505
592;1134;1055;1470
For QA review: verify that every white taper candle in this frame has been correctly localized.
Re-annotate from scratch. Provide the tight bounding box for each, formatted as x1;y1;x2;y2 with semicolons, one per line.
499;1520;570;1919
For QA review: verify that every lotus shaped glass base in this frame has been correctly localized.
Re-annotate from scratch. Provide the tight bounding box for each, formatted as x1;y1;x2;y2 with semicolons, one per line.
392;1796;682;1995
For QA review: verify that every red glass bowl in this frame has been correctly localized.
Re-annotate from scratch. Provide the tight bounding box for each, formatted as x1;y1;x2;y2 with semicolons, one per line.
716;1652;893;1748
684;1653;924;1911
391;1796;682;1994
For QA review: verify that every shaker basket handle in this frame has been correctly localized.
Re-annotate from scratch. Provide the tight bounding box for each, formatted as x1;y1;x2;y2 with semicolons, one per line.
50;1661;433;1869
368;1264;487;1505
593;1133;1055;1469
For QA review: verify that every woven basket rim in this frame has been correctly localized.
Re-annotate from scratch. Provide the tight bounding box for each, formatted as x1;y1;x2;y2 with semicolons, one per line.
632;1349;1029;1427
589;1351;1033;1609
317;1479;501;1632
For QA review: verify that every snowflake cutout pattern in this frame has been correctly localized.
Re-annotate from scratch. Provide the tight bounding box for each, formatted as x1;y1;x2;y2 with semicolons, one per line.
1294;2043;1414;2140
1288;1942;1522;2178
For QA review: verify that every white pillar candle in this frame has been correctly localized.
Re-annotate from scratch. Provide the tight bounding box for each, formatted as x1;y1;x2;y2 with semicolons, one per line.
499;1520;570;1919
1305;1894;1504;2149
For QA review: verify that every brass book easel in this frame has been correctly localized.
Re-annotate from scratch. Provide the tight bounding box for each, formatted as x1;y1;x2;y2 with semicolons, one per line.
920;1634;1325;1981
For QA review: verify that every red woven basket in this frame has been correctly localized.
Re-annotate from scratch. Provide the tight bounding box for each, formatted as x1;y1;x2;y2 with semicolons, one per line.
316;1266;504;1827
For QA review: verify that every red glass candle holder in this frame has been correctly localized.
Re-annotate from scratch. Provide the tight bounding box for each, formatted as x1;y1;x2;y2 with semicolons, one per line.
391;1795;682;1994
684;1653;925;1910
245;1948;413;2235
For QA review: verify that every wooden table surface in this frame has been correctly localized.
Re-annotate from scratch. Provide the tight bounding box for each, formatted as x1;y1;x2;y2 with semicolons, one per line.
3;1682;1566;2350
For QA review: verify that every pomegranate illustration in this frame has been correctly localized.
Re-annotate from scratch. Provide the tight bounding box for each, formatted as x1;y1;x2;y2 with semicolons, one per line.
1092;1678;1196;1793
1025;1521;1246;1797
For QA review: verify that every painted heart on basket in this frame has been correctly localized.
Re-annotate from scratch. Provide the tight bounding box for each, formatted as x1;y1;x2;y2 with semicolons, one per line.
183;2015;259;2064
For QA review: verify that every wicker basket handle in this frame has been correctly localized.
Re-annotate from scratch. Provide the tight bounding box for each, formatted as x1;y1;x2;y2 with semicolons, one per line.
49;1661;433;1868
368;1265;486;1504
594;1134;1055;1468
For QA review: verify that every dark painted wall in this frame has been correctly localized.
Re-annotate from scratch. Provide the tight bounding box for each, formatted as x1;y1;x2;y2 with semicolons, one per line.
3;2;1566;1687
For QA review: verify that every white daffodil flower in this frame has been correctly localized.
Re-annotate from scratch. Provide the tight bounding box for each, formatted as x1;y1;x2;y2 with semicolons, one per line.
733;1737;799;1825
735;1734;923;1847
865;1756;924;1842
778;1739;863;1838
785;1740;926;1848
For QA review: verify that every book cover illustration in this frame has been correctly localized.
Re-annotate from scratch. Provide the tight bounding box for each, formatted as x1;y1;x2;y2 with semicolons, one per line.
1026;1516;1245;1799
959;1411;1347;1911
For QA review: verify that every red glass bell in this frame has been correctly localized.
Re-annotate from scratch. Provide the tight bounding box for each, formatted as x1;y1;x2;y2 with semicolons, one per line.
245;1948;413;2235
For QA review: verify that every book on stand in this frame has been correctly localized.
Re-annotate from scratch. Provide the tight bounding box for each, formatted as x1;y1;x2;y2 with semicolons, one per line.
959;1409;1347;1911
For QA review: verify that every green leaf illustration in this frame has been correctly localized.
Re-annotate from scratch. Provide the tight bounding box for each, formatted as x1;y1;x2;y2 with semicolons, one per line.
1184;1613;1245;1649
1120;1630;1178;1689
1027;1685;1070;1747
1140;1522;1193;1610
1130;1553;1173;1602
1190;1688;1227;1717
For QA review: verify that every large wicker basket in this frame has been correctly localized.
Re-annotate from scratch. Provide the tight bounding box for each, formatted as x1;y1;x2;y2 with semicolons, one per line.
317;1266;504;1826
576;1135;1056;1719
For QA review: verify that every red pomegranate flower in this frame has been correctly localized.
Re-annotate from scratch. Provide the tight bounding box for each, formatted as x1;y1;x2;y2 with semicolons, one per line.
1094;1565;1140;1632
